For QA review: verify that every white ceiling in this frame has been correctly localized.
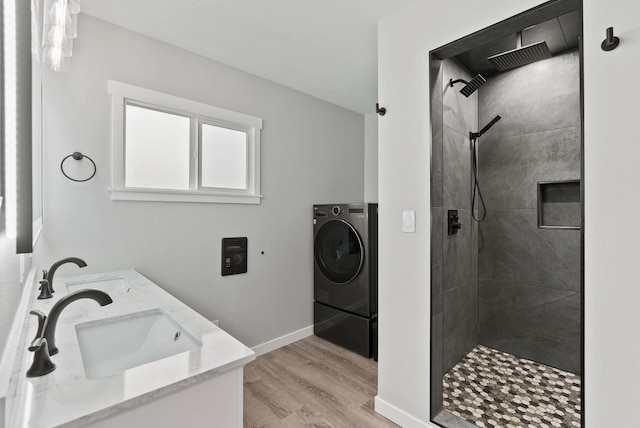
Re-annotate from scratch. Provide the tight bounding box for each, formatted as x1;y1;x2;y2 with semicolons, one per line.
81;0;416;114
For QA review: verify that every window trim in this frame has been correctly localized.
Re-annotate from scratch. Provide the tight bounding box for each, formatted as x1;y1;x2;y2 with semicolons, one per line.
108;80;263;204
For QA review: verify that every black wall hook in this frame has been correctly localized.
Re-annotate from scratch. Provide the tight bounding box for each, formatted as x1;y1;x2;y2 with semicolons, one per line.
601;27;620;51
376;103;386;116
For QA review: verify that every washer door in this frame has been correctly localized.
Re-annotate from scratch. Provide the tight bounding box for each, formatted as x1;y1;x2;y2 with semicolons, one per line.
314;219;364;284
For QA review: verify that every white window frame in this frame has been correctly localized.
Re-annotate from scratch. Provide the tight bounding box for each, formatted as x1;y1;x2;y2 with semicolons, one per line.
108;80;263;204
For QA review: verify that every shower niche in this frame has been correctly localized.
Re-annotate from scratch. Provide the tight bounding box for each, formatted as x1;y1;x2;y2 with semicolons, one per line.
538;180;581;229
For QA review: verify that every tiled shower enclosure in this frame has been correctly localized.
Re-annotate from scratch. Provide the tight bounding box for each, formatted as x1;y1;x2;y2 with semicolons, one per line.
430;48;582;422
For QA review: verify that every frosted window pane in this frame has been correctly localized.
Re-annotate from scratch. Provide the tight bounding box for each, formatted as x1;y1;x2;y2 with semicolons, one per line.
125;105;190;190
201;124;247;189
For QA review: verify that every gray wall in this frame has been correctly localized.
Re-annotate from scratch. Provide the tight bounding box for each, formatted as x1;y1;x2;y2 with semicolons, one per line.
477;50;581;374
33;15;365;350
431;57;479;415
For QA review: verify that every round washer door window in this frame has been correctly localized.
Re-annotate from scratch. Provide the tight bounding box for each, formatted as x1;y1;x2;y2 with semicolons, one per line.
314;219;364;284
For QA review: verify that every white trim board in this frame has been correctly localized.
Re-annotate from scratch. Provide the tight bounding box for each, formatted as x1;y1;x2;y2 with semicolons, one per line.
250;325;313;357
374;396;435;428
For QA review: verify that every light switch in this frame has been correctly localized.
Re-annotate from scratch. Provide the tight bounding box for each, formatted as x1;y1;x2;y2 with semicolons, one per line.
402;210;416;233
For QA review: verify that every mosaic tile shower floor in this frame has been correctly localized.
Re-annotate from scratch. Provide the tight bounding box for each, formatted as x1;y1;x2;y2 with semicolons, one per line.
443;345;581;428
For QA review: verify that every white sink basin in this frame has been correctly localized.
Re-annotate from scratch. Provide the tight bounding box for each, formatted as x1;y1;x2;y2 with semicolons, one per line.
65;277;135;295
75;309;202;379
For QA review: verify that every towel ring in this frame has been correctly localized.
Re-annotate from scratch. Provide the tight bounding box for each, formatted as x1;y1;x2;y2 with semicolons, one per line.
60;152;97;182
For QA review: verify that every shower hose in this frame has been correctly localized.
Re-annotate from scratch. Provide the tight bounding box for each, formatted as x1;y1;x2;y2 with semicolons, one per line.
471;136;487;222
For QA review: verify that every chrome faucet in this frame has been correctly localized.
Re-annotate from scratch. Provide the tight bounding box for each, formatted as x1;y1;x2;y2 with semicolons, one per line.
27;289;113;377
44;257;87;293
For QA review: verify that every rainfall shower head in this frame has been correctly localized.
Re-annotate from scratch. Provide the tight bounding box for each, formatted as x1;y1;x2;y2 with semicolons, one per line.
449;74;486;97
487;32;552;72
470;115;501;139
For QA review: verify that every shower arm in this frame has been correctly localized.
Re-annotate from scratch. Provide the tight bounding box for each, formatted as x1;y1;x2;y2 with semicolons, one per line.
449;78;469;87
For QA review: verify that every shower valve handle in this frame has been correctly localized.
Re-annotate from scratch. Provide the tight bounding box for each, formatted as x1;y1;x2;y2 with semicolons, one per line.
448;210;462;235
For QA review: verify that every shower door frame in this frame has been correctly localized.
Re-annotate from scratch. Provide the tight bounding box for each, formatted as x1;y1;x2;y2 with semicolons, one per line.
428;0;585;427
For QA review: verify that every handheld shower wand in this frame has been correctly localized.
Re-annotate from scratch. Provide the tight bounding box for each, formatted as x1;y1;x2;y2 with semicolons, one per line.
470;115;502;222
470;115;501;139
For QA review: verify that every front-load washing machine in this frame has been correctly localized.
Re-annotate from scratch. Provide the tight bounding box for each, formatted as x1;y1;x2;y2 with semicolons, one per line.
313;203;378;358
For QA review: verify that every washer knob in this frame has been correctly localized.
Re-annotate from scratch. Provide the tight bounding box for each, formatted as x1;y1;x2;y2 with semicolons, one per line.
331;206;341;216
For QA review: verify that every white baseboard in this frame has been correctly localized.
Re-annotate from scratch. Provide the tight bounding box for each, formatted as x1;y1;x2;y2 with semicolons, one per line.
374;396;434;428
251;325;313;357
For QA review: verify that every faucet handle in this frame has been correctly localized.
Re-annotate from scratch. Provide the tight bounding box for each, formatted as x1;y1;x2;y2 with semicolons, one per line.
37;280;53;300
29;310;47;340
42;269;55;294
41;269;55;294
26;311;57;377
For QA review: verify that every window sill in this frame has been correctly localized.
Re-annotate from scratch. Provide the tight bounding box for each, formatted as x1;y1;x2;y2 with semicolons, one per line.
109;188;262;205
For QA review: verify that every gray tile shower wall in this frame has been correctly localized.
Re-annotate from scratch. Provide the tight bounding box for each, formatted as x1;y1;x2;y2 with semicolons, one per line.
431;58;444;103
443;279;479;372
479;210;580;291
478;51;580;141
430;57;480;416
441;58;479;375
430;57;445;416
479;126;580;210
443;128;470;210
443;209;473;291
477;50;581;374
430;312;444;417
432;99;444;207
431;208;444;316
478;279;581;374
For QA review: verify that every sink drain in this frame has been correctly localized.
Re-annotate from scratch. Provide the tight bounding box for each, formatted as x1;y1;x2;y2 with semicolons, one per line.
174;331;181;341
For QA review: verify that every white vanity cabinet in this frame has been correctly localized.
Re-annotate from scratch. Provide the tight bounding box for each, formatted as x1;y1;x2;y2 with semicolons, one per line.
5;270;254;427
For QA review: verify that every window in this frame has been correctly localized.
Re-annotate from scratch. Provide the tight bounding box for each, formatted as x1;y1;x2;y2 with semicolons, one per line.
200;122;248;190
108;81;262;204
125;105;191;191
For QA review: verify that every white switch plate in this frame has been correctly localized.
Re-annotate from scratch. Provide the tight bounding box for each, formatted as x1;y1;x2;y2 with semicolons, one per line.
402;210;416;233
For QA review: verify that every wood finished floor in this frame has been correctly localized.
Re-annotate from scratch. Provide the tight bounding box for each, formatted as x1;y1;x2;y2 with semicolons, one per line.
243;335;399;427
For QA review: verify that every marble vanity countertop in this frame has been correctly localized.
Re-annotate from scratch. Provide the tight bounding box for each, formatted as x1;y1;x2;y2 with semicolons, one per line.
5;270;255;428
